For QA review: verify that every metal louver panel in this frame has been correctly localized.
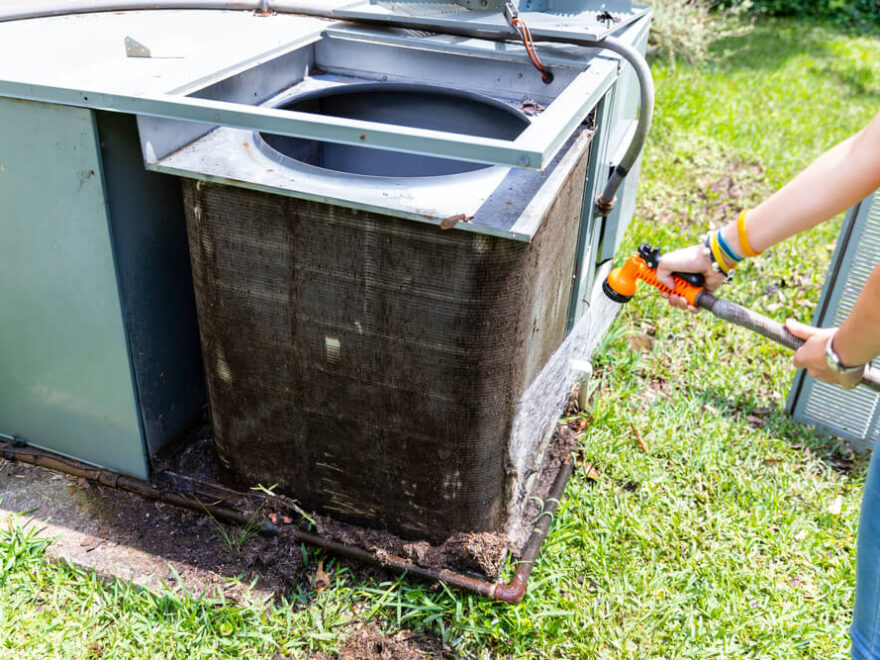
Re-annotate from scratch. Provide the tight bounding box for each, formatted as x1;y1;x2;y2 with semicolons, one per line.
788;191;880;449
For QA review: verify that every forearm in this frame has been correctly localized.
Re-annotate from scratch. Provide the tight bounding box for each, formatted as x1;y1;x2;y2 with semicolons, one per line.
658;111;880;311
723;110;880;256
835;264;880;367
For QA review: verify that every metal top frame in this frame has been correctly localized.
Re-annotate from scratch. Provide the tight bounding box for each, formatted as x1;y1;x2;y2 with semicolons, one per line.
0;7;626;170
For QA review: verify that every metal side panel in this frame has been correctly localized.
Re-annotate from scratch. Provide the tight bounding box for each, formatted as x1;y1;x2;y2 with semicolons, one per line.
96;111;206;459
598;12;650;263
567;92;612;328
0;98;147;477
787;191;880;450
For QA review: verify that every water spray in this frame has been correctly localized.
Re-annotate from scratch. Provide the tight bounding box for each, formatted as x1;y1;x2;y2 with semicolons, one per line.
603;244;880;392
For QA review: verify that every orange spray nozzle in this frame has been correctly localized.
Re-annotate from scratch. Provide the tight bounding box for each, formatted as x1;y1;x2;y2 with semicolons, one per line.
602;244;704;307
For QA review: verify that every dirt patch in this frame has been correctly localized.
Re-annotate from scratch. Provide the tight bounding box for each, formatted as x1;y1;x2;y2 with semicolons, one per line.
0;457;305;602
309;624;449;660
314;517;507;580
696;161;767;228
2;391;580;599
637;152;769;231
158;428;512;579
526;420;581;509
152;427;223;486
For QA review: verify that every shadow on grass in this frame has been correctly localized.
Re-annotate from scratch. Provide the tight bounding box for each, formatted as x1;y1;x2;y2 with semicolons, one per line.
698;384;870;481
702;20;880;103
710;22;833;72
821;61;880;103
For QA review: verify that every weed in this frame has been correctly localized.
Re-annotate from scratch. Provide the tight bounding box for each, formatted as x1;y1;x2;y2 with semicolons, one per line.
203;500;266;559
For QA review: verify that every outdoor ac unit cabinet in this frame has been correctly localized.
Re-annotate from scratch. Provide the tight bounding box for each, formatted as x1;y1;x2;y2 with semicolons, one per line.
787;190;880;449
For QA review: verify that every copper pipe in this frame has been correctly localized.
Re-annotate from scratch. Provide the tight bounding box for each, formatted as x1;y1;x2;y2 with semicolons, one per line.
492;454;574;603
0;440;574;602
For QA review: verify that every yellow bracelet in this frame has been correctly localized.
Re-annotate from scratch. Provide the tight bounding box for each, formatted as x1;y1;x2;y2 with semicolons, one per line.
709;231;735;273
736;209;761;257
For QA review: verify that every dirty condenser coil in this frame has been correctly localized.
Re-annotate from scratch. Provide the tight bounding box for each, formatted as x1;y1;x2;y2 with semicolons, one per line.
182;98;591;542
788;190;880;449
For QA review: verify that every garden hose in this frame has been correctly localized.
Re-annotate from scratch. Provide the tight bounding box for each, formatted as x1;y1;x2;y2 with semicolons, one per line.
603;244;880;392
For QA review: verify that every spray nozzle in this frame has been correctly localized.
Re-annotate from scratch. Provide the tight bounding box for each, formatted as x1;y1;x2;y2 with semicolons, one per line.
603;244;706;306
637;243;662;268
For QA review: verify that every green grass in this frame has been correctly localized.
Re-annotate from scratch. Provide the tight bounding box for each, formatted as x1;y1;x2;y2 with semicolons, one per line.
2;18;880;660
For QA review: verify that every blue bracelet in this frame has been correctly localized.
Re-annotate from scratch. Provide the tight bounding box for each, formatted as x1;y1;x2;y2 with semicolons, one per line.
703;234;734;282
716;230;744;264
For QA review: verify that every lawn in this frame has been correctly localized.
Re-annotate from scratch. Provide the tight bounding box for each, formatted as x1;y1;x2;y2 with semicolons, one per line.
2;17;879;660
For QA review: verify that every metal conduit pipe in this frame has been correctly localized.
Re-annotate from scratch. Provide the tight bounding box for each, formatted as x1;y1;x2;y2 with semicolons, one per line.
0;0;336;22
0;2;653;217
0;439;576;603
586;36;653;216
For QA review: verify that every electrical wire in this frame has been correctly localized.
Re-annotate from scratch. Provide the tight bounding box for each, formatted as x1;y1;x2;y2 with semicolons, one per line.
501;3;552;85
510;15;553;84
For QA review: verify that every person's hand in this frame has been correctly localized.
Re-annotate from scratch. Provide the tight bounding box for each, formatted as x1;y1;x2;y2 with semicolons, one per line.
657;244;727;311
785;319;863;389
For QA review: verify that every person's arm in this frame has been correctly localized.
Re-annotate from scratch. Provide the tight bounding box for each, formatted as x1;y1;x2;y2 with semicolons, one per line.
657;109;880;307
785;264;880;389
653;110;880;390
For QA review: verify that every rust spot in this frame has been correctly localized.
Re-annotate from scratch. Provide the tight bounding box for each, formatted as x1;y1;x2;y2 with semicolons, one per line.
439;213;471;230
243;142;249;148
359;134;366;141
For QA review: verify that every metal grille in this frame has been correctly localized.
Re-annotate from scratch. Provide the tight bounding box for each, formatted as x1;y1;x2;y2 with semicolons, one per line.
788;191;880;449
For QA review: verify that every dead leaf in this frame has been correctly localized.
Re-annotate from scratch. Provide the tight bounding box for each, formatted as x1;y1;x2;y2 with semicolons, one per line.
626;333;654;352
312;559;331;593
570;416;589;433
439;213;471;230
828;495;843;515
793;530;807;542
519;97;545;116
583;463;600;481
268;513;293;525
746;415;765;427
701;403;718;415
762;458;781;466
80;536;105;552
630;423;648;452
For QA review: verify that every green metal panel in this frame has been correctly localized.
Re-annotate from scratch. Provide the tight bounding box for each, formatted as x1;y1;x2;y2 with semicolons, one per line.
598;13;651;263
787;190;880;449
96;111;206;458
0;98;147;477
566;14;651;329
567;94;613;328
